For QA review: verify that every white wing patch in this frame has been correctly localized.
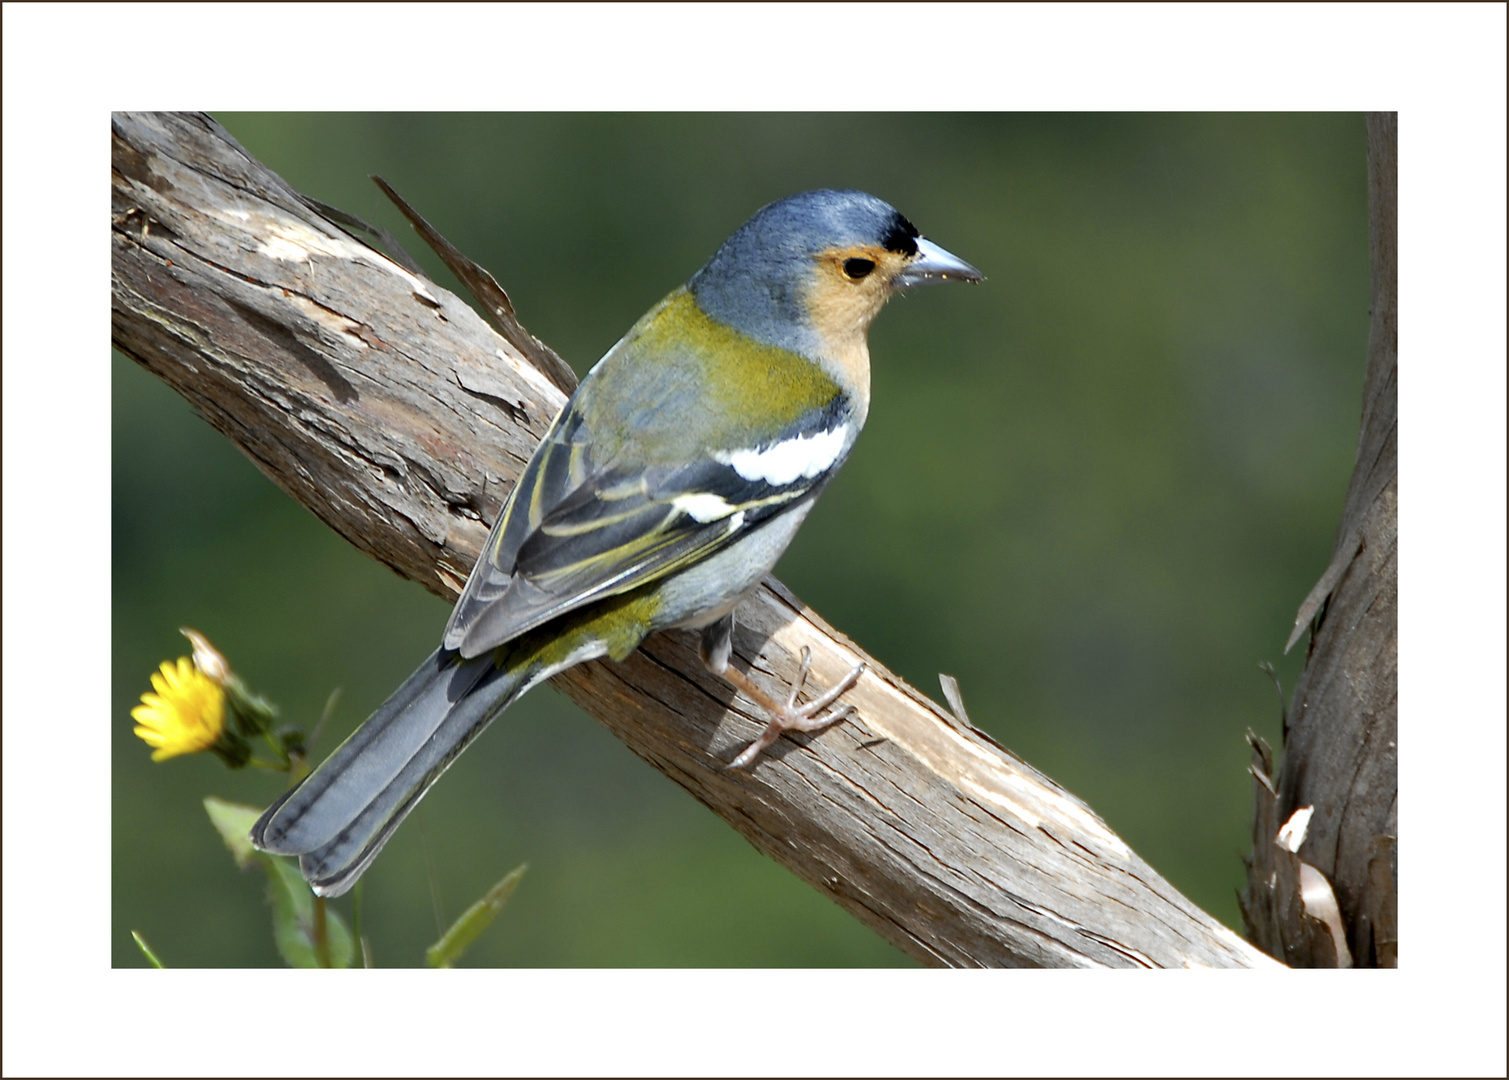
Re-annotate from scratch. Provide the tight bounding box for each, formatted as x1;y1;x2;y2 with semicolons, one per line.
715;424;849;486
672;492;739;523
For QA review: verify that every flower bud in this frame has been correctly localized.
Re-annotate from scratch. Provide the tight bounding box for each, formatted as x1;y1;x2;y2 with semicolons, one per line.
180;627;231;684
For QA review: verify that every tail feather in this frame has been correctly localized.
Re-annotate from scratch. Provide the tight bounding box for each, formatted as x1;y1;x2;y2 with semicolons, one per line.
250;648;528;897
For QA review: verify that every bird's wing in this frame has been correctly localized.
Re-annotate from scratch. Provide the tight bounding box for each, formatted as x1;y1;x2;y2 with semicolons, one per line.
443;392;852;658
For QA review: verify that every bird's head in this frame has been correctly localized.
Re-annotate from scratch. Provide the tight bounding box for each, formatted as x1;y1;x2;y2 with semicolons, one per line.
689;190;982;372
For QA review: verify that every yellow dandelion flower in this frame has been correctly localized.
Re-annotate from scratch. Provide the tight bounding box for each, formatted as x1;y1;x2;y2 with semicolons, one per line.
132;657;226;761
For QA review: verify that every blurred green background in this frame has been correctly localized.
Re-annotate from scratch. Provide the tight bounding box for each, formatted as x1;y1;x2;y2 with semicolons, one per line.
113;113;1367;967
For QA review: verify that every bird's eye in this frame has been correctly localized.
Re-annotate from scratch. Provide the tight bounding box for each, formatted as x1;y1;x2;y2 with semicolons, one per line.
842;257;875;280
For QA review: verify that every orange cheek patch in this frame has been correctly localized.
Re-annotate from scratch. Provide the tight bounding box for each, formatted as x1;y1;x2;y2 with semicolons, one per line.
806;246;911;338
799;245;916;417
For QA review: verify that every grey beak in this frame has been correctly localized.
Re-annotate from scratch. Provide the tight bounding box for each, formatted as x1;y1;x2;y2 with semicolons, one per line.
895;236;984;287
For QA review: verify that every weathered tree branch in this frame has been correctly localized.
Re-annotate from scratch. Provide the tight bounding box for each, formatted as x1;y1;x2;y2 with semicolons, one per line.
1240;112;1398;967
112;111;1276;967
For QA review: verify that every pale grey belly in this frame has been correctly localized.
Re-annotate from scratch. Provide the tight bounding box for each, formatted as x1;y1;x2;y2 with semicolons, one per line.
651;500;816;632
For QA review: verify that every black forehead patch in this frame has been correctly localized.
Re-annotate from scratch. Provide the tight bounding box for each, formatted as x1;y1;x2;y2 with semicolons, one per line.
880;213;920;257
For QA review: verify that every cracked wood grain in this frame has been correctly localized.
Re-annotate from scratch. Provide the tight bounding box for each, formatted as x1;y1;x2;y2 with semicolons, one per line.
112;111;1278;968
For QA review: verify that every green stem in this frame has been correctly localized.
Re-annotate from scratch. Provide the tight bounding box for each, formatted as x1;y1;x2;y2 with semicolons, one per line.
313;896;331;969
260;730;291;766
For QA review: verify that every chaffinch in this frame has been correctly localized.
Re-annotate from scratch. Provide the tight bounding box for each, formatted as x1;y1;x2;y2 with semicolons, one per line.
252;189;982;896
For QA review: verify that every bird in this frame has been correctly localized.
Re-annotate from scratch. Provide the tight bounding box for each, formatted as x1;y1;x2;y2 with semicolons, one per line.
251;189;982;897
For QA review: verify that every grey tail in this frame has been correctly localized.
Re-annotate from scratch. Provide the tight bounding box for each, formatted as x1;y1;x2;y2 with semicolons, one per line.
250;648;528;897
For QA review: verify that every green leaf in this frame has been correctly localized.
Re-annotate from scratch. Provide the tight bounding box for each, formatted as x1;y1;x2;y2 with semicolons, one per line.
131;930;165;968
426;863;528;968
203;796;261;869
204;796;354;968
265;858;354;969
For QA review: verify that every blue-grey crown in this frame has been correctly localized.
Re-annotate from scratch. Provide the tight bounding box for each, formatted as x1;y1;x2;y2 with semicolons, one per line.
690;190;919;357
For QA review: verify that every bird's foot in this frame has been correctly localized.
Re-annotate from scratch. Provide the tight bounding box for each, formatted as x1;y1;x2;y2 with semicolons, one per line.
722;646;865;770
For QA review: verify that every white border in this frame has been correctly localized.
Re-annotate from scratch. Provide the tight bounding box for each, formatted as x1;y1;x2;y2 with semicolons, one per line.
5;3;1505;1077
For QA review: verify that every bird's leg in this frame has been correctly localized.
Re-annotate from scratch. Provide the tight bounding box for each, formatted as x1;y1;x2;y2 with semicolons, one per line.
698;615;866;769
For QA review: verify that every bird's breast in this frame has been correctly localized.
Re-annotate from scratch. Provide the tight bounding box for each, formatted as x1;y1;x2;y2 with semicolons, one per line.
579;290;848;463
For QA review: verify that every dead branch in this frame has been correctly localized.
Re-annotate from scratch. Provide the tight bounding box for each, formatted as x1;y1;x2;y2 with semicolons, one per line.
1240;112;1397;968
